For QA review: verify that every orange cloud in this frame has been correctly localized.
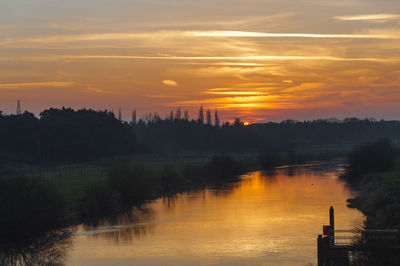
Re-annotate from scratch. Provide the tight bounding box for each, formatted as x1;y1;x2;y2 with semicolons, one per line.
0;82;77;90
334;14;400;21
162;80;178;86
87;87;118;95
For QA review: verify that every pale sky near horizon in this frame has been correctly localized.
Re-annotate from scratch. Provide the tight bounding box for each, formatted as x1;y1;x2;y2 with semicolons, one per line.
0;0;399;122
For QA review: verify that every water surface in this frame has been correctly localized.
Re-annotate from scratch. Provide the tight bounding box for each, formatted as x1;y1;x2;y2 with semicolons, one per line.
67;162;364;265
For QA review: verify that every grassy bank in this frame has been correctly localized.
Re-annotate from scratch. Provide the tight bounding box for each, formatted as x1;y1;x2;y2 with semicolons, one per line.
0;154;250;246
340;139;400;265
341;139;400;228
29;146;346;207
0;145;349;247
346;158;400;228
24;152;258;207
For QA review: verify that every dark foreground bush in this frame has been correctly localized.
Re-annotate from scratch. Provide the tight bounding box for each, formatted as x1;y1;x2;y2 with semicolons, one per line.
258;149;282;170
344;139;397;181
350;231;400;266
0;176;67;244
107;164;155;206
0;230;72;265
205;155;243;182
79;184;121;222
160;166;185;195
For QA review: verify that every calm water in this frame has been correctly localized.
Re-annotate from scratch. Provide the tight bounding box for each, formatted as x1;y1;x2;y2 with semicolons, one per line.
67;162;363;266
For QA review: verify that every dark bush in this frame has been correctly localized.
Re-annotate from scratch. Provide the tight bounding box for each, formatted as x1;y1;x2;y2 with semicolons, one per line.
79;184;121;222
160;166;185;195
183;164;206;186
344;139;397;180
259;149;282;170
0;176;67;244
205;155;242;182
107;164;155;206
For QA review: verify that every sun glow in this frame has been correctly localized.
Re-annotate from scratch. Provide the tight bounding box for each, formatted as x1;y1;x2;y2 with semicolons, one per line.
1;0;399;122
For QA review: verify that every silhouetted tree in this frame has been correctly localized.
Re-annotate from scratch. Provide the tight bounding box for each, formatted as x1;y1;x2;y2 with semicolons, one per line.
176;107;181;120
184;110;189;121
234;117;241;126
131;110;136;125
198;106;204;124
118;108;122;121
206;110;212;125
214;109;220;127
0;108;137;162
343;138;397;181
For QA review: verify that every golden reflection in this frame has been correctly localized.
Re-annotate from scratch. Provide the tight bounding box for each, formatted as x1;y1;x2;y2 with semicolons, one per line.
68;163;364;265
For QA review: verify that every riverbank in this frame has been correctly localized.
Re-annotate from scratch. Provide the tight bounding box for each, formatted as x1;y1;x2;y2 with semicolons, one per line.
0;154;252;247
0;147;348;248
346;158;400;229
339;139;400;265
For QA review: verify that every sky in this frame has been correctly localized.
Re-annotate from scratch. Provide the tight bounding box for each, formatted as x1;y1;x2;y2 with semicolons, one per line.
0;0;399;122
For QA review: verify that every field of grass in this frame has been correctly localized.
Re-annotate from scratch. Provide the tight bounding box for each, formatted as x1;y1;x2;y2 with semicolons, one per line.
18;145;347;207
383;158;400;203
24;152;258;207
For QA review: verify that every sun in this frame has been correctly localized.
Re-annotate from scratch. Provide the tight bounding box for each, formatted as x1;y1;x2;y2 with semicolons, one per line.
243;122;251;126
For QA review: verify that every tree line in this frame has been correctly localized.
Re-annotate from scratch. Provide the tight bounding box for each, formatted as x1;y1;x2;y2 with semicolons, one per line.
0;108;136;163
1;106;400;163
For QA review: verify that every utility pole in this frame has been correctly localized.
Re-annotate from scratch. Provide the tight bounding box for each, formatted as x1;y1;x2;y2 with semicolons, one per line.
16;99;21;115
131;110;136;125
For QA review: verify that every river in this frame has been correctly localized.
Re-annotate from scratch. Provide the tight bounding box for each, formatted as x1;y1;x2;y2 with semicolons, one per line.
62;161;364;265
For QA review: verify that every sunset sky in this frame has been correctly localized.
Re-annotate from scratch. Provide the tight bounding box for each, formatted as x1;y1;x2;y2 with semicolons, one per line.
1;0;399;122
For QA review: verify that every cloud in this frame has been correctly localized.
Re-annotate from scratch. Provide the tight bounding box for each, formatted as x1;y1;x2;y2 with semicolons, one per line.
87;87;118;95
185;30;398;39
143;94;182;98
0;31;183;48
0;82;77;90
2;54;394;63
2;28;398;49
171;95;285;109
162;80;178;86
334;14;400;21
202;90;265;96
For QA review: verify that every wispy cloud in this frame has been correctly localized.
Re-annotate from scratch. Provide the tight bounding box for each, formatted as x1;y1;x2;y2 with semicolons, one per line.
4;55;394;63
143;94;183;99
185;30;398;39
171;95;285;109
2;29;398;48
0;31;182;47
87;87;118;95
202;90;265;96
0;81;77;90
162;80;178;86
334;14;400;21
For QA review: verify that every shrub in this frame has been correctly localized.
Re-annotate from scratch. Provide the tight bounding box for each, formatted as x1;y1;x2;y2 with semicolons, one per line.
107;164;155;206
345;139;397;180
205;155;242;182
160;166;185;195
0;176;67;244
258;149;282;170
79;184;121;222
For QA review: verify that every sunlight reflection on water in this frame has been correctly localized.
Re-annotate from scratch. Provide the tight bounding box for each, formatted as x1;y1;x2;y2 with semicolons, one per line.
66;162;364;266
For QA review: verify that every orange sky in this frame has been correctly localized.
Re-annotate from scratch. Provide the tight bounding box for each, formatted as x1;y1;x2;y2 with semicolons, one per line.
1;0;400;122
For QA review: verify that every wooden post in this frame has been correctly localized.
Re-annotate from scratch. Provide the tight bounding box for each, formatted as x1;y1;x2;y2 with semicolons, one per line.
318;234;323;266
329;206;334;246
318;234;331;266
